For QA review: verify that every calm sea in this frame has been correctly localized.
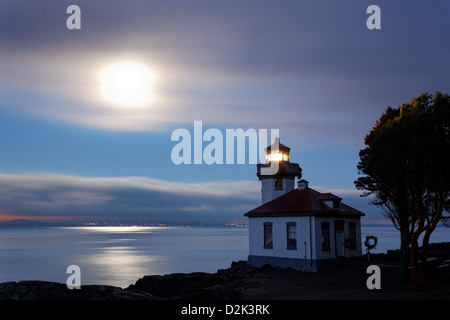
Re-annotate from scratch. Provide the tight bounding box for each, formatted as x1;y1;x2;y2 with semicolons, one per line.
0;225;449;288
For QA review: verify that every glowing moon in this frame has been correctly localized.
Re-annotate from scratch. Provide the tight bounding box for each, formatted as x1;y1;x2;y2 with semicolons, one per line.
100;62;154;107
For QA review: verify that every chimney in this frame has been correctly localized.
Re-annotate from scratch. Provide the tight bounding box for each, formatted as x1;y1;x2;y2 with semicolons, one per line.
297;179;309;190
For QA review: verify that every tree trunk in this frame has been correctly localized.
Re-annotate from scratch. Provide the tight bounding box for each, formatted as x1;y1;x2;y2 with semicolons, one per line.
399;224;411;277
410;235;419;288
410;213;424;289
417;230;431;289
417;200;443;289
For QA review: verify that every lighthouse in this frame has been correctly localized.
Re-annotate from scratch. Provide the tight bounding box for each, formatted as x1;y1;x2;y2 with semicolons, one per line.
257;137;302;204
245;139;365;271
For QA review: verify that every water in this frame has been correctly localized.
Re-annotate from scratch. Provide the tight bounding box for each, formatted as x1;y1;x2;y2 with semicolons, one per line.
0;226;248;288
361;224;450;254
0;225;449;288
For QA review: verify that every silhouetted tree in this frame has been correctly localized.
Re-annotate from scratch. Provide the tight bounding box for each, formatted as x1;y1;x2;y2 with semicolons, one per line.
355;92;450;288
355;106;416;277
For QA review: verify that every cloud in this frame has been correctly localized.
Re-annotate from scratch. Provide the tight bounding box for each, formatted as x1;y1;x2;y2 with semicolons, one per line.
0;172;384;224
0;0;448;149
0;172;260;224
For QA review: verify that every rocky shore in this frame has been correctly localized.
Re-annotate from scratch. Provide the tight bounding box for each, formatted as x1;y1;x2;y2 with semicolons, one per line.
1;242;449;300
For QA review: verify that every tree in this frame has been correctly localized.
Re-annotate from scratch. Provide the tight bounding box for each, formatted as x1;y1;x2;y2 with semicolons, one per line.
355;106;416;276
355;92;450;288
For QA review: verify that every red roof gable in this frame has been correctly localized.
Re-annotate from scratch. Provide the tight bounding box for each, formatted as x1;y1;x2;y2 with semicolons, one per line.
318;193;342;200
245;187;364;217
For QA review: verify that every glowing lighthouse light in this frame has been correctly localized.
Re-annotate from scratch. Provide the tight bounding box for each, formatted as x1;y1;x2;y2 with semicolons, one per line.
264;138;290;162
265;151;289;162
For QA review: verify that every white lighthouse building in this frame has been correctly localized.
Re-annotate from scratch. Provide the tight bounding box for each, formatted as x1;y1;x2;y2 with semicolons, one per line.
244;139;364;271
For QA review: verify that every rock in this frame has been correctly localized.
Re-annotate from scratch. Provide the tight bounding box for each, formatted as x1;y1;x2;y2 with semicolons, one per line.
0;281;161;300
128;272;227;299
0;281;70;300
186;284;240;300
127;260;255;299
0;261;256;300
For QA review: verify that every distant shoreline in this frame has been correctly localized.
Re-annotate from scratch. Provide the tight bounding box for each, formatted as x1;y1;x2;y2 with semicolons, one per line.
0;218;249;228
3;218;449;229
2;218;448;228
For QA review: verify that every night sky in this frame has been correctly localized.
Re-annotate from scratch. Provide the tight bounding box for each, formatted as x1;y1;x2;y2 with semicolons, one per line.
0;0;449;224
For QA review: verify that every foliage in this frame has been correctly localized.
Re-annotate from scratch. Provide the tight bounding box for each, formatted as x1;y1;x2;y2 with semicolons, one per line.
355;92;450;288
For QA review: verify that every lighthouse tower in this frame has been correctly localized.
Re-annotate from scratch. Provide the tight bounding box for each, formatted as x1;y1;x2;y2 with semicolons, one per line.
257;138;302;204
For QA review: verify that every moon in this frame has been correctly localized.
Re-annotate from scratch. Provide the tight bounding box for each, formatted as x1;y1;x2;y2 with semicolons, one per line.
99;61;154;107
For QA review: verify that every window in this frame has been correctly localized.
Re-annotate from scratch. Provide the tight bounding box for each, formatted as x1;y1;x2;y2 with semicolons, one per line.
274;178;283;190
263;222;273;248
321;222;330;251
286;222;297;249
347;222;357;249
332;199;341;210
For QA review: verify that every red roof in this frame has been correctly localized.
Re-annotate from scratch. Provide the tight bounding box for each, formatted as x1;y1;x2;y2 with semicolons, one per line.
318;193;342;200
245;187;364;217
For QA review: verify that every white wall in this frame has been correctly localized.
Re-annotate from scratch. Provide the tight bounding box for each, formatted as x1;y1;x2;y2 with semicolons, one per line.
261;177;295;204
248;216;316;261
248;216;363;262
314;217;362;260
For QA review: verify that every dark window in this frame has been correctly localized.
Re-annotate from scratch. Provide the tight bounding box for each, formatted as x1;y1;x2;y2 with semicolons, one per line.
321;222;330;251
286;222;297;249
347;222;357;249
274;178;283;190
332;199;341;210
263;222;273;248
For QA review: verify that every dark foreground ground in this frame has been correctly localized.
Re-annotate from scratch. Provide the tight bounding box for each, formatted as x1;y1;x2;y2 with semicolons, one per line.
1;242;449;300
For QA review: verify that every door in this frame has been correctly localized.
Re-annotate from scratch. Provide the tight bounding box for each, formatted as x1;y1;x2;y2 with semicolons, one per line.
335;230;345;257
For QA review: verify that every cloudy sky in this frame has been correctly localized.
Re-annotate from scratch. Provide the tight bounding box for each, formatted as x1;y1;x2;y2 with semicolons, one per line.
0;0;448;224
